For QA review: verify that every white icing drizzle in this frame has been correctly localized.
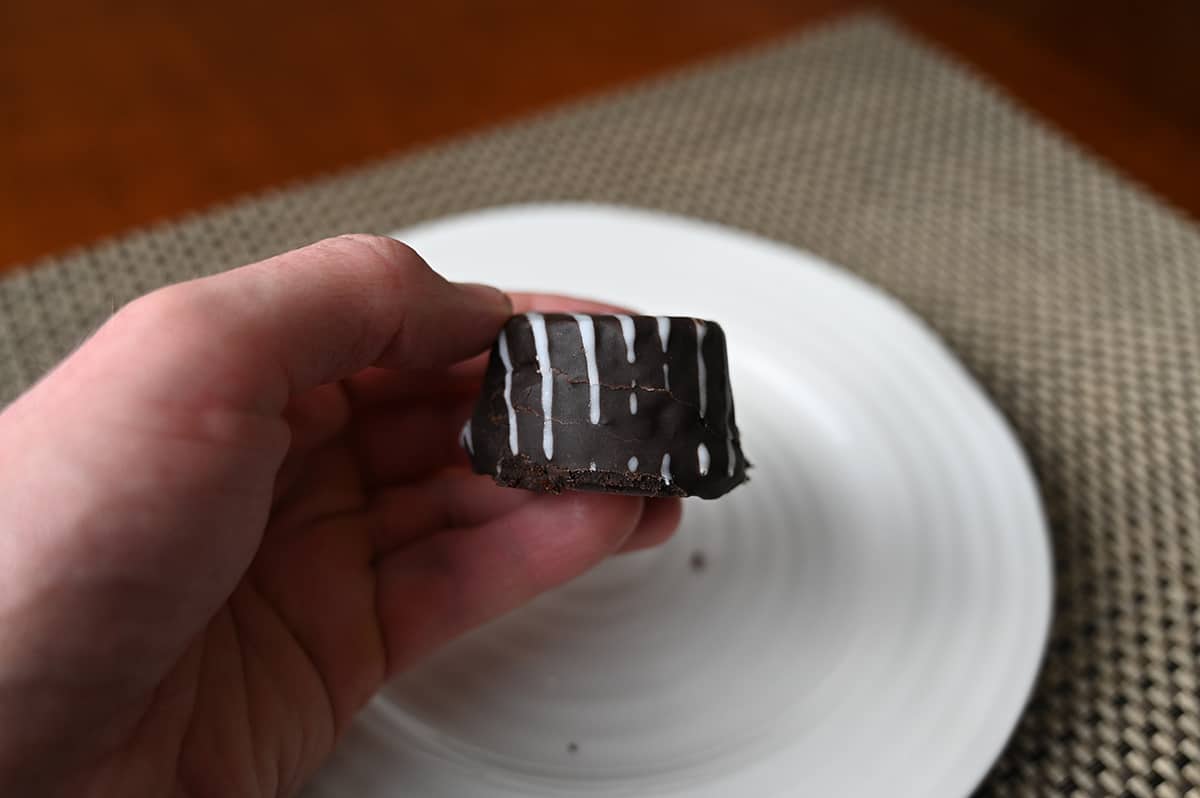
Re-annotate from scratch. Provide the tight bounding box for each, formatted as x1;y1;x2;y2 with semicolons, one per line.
661;453;672;485
628;456;639;472
589;461;597;471
697;442;711;476
663;363;670;391
616;314;637;363
527;312;554;460
629;392;638;414
572;314;601;425
460;419;474;455
695;320;708;418
498;329;518;455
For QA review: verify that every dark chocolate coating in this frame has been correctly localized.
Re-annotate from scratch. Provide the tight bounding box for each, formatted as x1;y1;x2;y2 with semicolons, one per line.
462;314;748;499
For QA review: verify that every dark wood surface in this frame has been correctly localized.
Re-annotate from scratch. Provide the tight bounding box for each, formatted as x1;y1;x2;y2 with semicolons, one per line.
891;0;1200;217
1;0;1197;273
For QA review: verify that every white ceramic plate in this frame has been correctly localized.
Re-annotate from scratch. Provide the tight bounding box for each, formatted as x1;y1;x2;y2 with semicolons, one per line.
303;204;1051;798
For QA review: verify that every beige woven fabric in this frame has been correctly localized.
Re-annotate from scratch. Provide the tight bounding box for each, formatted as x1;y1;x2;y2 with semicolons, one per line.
2;13;1198;796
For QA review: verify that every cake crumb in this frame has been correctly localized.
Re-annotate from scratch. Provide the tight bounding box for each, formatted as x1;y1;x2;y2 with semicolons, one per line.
689;550;707;572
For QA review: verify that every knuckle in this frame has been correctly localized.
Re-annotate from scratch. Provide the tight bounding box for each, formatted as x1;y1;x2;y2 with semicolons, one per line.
107;282;219;359
313;236;437;312
113;283;196;331
326;234;428;280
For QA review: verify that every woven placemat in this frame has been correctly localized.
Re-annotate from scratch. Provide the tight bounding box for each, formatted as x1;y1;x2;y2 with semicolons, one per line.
2;13;1198;796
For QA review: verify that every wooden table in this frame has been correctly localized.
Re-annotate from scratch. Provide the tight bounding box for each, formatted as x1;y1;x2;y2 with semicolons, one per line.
2;0;1197;273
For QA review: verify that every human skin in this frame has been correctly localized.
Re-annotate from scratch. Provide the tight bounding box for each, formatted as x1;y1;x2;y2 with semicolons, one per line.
0;235;681;797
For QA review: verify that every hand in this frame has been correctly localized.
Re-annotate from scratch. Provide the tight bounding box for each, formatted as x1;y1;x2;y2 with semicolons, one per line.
0;235;681;797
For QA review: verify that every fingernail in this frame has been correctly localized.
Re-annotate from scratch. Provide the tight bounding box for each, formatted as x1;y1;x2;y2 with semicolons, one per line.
457;282;513;313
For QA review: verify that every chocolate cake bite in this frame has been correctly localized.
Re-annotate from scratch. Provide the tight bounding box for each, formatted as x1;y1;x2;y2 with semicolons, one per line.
461;313;748;499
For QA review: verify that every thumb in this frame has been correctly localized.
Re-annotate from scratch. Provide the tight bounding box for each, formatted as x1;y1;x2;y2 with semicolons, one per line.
88;233;512;414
